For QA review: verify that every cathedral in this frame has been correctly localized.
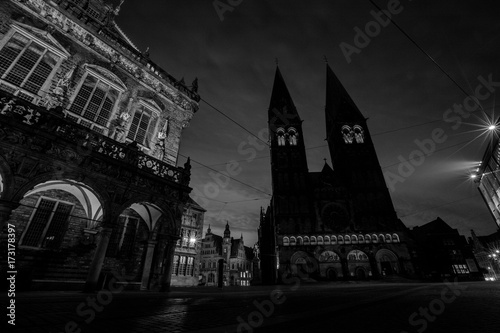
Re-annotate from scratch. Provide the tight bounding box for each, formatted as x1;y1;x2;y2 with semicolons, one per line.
0;0;201;291
258;65;416;284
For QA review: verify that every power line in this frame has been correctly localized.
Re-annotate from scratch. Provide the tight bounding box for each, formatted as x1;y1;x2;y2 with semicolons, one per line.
369;0;485;115
178;152;271;197
200;97;269;147
399;194;480;218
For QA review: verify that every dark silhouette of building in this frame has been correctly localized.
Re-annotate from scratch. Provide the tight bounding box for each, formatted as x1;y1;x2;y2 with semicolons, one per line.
411;218;482;281
259;65;415;284
0;0;200;291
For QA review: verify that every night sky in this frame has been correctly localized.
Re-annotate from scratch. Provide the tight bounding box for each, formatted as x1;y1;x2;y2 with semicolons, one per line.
116;0;500;246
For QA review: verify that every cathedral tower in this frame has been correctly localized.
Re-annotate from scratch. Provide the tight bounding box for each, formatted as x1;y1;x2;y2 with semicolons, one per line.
268;66;314;234
324;64;399;231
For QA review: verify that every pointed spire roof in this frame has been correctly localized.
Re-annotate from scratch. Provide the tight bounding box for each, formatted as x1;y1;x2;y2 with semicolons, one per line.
269;66;301;125
207;224;211;234
321;159;334;174
224;221;230;238
325;64;365;129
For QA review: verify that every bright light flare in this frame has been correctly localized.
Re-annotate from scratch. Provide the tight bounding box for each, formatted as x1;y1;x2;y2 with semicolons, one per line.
489;125;497;131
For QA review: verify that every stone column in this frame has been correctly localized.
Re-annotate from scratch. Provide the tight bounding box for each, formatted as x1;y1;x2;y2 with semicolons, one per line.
84;227;112;292
0;199;18;224
140;240;157;290
159;239;177;292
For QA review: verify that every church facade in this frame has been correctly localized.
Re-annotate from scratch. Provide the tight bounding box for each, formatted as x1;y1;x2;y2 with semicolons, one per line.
259;65;416;284
0;0;200;291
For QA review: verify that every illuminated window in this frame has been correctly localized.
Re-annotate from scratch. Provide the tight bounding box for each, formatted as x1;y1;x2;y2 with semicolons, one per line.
341;125;354;144
283;236;289;246
68;64;125;134
187;257;194;276
126;99;160;149
20;197;73;249
353;125;364;143
319;251;340;262
0;24;68;103
289;236;296;246
379;234;386;243
172;255;179;275
303;236;310;245
277;127;286;146
365;234;371;243
317;236;323;245
288;127;298;145
347;250;368;261
385;234;392;243
179;256;187;275
310;236;317;245
344;235;351;244
351;235;358;244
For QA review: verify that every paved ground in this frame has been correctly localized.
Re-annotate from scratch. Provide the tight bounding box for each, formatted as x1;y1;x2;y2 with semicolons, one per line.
5;280;500;333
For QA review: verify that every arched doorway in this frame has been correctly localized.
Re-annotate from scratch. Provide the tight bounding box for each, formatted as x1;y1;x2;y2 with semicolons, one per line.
326;268;338;281
376;249;399;276
355;267;366;279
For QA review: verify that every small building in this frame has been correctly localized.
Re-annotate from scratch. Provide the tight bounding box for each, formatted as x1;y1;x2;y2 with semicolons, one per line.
199;222;254;286
170;198;206;287
411;218;482;281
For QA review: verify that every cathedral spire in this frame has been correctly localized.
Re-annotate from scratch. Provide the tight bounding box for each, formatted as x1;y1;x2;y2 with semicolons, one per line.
325;64;365;139
224;221;230;238
269;66;301;126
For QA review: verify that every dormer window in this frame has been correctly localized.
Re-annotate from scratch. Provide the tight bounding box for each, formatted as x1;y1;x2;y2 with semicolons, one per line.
288;127;298;145
276;127;286;146
0;23;68;103
67;65;126;134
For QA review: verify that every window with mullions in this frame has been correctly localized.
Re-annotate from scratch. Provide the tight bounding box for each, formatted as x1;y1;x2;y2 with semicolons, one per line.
106;215;139;257
0;31;63;102
187;257;194;276
126;103;158;148
69;74;121;132
20;197;74;249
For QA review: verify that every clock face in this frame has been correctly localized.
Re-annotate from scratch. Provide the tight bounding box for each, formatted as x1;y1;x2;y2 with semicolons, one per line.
321;203;350;231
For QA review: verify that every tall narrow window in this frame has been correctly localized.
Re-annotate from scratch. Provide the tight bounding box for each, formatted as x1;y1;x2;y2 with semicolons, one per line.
187;257;194;276
67;65;125;134
172;255;179;275
106;215;139;257
20;197;74;249
126;100;160;149
0;25;67;102
179;256;187;276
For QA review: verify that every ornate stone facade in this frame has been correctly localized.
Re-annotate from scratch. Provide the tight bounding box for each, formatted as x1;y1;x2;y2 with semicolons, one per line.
0;0;201;291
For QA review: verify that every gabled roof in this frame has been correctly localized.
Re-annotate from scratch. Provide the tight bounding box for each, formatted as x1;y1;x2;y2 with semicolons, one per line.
13;22;70;58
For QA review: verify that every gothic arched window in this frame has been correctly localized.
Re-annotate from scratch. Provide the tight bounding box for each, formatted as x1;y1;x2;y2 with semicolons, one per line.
276;127;286;146
341;125;354;144
353;125;364;143
288;127;298;145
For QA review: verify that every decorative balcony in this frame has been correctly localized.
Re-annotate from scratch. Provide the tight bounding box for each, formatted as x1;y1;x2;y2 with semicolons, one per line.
0;91;191;187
